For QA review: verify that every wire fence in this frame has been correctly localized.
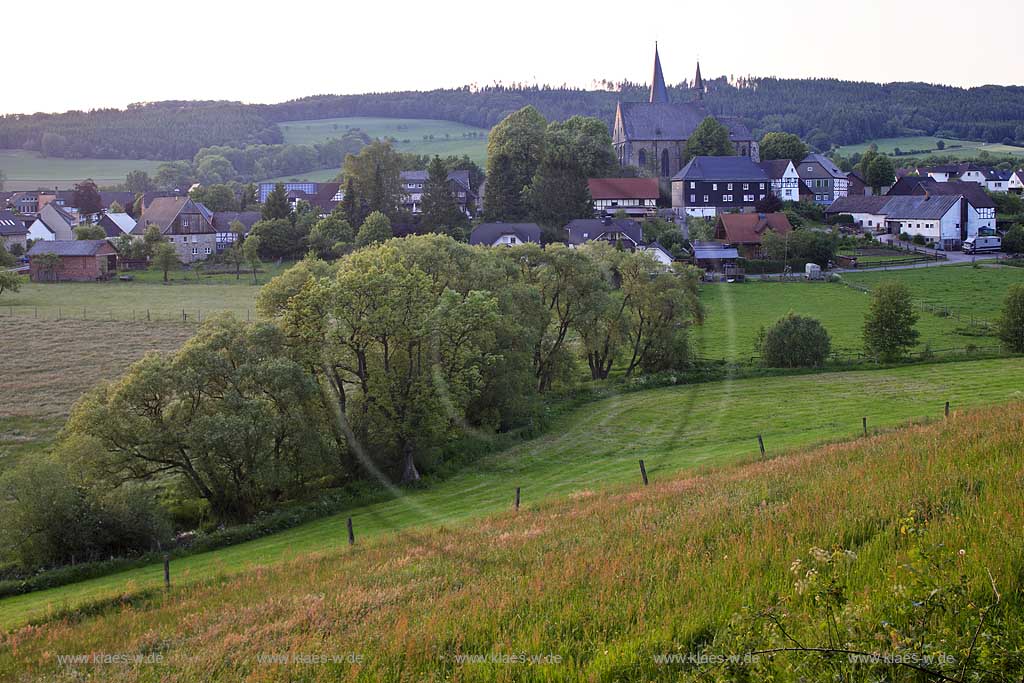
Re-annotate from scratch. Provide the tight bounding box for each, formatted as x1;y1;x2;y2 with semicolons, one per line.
0;305;256;324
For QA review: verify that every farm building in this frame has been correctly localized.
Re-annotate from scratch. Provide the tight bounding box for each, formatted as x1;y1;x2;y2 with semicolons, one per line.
27;203;78;241
714;212;793;258
0;210;28;251
132;197;216;263
27;240;118;282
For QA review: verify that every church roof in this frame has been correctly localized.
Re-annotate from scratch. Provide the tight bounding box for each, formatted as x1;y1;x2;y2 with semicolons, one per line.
650;43;668;104
617;102;753;142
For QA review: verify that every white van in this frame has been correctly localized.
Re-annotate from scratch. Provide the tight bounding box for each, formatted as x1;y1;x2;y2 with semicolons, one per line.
963;235;1001;254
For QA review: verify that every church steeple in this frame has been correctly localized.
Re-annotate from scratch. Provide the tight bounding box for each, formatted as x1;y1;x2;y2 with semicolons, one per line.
650;42;668;104
694;61;704;100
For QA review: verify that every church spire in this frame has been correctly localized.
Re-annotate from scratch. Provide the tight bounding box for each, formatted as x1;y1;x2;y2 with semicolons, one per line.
694;60;704;100
650;42;668;104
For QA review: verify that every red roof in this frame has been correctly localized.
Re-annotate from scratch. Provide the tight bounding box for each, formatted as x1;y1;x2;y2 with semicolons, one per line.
587;178;660;200
716;212;793;245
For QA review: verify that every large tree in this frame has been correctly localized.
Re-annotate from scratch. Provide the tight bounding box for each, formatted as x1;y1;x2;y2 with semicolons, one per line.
421;156;468;239
483;106;547;221
863;280;919;361
355;211;393;247
153;161;195;191
997;284;1024;353
684;116;735;161
759;132;808;162
261;182;292;221
72;179;103;215
526;127;593;230
124;170;153;194
62;316;335;523
865;154;896;192
342;140;405;219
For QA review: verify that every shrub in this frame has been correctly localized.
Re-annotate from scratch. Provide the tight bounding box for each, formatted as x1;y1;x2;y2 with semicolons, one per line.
758;313;831;367
997;284;1024;353
911;234;927;245
1002;225;1024;256
863;280;919;361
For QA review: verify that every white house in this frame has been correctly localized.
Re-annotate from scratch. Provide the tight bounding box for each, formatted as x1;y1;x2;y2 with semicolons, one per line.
27;203;78;241
882;195;963;250
759;160;801;202
823;196;892;233
984;170;1012;193
640;242;674;266
1009;170;1024;194
468;223;541;247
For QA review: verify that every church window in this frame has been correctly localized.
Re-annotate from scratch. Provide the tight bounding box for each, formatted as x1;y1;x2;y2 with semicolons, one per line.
661;149;670;177
638;149;647;167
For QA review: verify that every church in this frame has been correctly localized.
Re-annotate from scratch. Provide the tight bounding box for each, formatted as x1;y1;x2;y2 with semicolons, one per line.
612;45;759;178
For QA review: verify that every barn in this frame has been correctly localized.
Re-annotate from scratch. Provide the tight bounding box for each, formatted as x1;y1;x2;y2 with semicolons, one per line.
27;240;118;282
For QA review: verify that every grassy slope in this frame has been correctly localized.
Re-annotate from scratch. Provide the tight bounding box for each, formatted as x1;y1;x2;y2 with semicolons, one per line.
696;265;1024;360
277;116;489;168
1;357;1022;631
2;400;1022;681
0;150;163;191
833;135;1024;158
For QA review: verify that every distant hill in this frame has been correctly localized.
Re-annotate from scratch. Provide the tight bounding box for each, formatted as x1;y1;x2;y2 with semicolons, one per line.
2;78;1023;162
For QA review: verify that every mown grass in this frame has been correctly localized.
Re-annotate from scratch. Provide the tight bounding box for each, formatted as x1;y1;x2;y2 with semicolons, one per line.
833;135;1024;158
0;318;195;470
0;149;163;191
277;116;490;167
1;398;1022;681
1;357;1022;632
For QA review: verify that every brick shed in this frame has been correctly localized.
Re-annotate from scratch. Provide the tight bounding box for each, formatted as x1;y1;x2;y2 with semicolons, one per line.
27;240;118;282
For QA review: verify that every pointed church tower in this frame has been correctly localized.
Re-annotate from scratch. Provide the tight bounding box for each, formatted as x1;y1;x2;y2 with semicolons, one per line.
649;42;669;104
694;61;705;100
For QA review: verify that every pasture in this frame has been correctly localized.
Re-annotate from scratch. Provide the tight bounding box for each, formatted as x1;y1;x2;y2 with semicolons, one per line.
833;135;1024;160
279;116;489;165
1;356;1022;630
1;398;1023;680
0;149;162;191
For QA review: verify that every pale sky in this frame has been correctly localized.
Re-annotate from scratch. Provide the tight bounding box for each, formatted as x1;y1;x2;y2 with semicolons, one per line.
6;0;1021;115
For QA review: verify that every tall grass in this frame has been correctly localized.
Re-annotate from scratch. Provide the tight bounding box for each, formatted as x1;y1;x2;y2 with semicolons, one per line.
2;403;1023;681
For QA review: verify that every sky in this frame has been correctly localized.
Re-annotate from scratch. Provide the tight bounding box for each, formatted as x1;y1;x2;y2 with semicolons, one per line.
5;0;1021;115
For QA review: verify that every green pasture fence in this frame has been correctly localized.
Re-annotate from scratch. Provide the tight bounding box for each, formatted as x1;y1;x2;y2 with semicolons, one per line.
0;307;255;324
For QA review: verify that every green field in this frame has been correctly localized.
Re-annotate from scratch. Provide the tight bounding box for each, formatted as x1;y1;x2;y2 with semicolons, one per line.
279;116;489;166
834;135;1024;160
2;356;1022;630
0;149;163;191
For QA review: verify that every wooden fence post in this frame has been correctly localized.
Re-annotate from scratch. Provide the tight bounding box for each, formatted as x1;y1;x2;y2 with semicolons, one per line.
757;434;766;458
163;554;170;588
863;416;867;437
347;517;355;545
945;401;950;418
639;459;649;486
514;487;521;510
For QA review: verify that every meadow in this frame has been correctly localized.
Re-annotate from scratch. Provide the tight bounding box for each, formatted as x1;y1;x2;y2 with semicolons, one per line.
695;263;1024;360
1;356;1022;631
1;398;1022;681
279;116;489;165
0;150;162;191
833;135;1024;159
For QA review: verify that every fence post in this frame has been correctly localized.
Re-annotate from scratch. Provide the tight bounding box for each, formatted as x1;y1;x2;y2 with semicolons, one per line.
347;517;355;545
58;307;61;320
147;309;151;322
163;554;170;588
83;307;86;320
863;416;867;437
757;434;766;458
514;486;521;510
639;459;649;486
945;401;950;418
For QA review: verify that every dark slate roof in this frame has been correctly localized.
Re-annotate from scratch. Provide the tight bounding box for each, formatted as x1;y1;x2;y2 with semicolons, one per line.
879;194;961;220
650;44;669;104
469;223;541;245
0;211;27;236
824;195;893;214
564;218;643;246
618;101;753;142
99;191;136;210
758;159;795;179
212;211;262;232
673;156;768;182
798;154;847;179
886;177;995;208
27;240;113;256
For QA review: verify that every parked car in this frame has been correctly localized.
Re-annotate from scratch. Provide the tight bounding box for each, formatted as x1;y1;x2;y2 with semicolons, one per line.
963;235;1001;254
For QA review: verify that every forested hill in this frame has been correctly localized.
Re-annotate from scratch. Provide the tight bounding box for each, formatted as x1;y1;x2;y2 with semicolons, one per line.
2;78;1023;161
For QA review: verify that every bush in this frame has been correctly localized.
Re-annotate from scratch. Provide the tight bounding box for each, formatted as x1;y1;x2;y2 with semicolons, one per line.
1002;225;1024;255
757;313;831;367
997;284;1024;353
864;280;919;362
911;234;927;245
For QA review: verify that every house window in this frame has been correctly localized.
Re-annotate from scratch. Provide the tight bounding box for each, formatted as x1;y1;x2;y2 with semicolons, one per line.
690;194;695;203
712;183;718;191
759;183;765;190
743;183;749;191
509;237;517;244
180;215;190;228
192;247;198;255
723;194;733;202
690;182;696;189
744;195;754;202
703;195;709;203
204;247;212;255
727;183;733;190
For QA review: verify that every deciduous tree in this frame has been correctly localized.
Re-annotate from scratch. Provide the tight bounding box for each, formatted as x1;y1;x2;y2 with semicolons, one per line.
863;280;919;361
684;116;735;161
759;132;808;162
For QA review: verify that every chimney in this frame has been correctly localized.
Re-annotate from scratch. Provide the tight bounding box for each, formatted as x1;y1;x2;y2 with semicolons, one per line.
924;189;930;200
